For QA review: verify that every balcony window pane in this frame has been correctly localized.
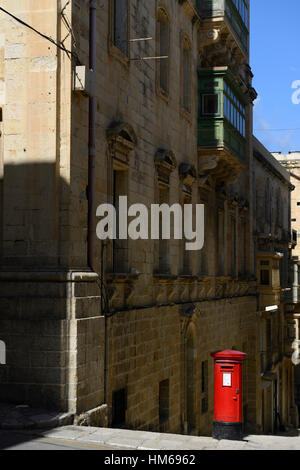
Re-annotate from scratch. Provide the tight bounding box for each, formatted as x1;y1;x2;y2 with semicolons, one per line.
202;94;219;115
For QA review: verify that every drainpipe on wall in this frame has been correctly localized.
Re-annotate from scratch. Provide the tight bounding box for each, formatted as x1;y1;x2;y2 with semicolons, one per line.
88;0;97;270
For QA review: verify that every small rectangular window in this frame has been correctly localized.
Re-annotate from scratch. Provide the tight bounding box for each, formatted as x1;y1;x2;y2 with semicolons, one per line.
260;269;270;286
201;361;208;414
202;94;219;115
159;379;169;426
260;260;269;267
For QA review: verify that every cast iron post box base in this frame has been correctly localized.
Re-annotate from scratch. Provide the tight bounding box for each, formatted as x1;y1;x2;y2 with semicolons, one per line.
211;350;247;442
213;421;243;441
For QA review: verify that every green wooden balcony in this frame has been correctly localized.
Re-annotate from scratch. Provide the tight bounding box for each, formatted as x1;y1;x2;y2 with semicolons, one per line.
198;68;248;181
197;0;249;55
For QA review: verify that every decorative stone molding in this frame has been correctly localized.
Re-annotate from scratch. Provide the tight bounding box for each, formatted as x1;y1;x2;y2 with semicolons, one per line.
105;272;140;310
199;27;223;50
198;148;244;184
199;21;246;71
179;163;197;190
198;174;214;191
154;149;177;187
153;274;177;304
107;122;137;170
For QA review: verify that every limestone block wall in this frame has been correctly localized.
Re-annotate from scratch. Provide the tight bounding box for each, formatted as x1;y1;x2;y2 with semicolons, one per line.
71;0;200;279
0;1;105;414
0;271;105;413
0;1;60;267
107;297;257;435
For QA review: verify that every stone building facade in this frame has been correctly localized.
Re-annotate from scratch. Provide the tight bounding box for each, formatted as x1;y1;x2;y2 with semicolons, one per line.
0;0;296;436
272;151;300;422
253;137;298;433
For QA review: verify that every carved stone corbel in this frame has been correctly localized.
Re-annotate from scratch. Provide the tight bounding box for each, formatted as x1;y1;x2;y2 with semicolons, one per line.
199;27;222;49
125;283;136;307
198;154;221;174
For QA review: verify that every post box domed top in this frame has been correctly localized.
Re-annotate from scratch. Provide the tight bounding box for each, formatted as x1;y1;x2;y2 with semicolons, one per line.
210;350;247;361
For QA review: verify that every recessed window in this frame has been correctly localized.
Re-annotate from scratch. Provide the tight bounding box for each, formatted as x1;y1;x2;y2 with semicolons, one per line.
159;379;169;426
201;361;208;414
260;269;270;286
112;388;127;427
260;260;269;267
113;169;128;273
113;0;129;57
157;7;170;96
182;36;191;112
202;94;219;115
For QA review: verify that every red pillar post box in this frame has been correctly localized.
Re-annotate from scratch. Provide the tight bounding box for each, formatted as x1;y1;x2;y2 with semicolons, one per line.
211;350;247;441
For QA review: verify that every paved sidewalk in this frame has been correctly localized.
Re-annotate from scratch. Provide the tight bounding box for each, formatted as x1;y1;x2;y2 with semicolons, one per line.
3;425;300;451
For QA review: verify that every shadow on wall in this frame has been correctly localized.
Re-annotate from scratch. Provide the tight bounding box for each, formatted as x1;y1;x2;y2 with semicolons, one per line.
0;163;75;411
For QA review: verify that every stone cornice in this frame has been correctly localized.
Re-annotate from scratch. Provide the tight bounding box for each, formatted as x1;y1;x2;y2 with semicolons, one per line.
254;150;294;191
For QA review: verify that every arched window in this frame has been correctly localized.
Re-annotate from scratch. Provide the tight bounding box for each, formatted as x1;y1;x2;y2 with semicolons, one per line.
157;5;170;96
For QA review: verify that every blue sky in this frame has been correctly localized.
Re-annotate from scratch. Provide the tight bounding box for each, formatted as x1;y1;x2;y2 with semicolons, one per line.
250;0;300;153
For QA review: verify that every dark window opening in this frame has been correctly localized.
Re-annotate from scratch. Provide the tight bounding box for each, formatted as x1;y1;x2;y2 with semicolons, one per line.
201;361;208;414
260;260;269;267
260;269;270;286
158;19;169;94
112;388;127;427
159;379;169;426
202;94;219;115
113;0;128;56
